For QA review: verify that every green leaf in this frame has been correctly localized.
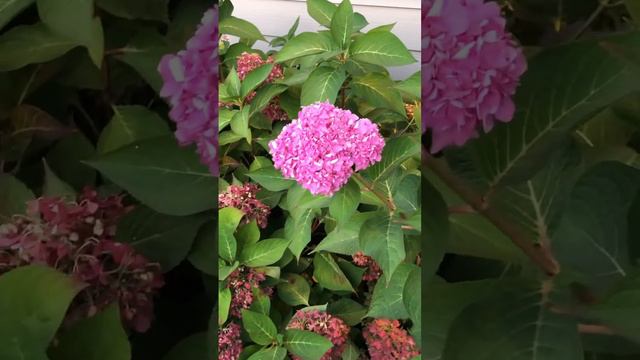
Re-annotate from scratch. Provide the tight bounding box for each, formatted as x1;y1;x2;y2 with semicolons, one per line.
241;63;274;99
162;332;210;360
307;0;336;27
340;342;361;360
0;265;84;360
327;298;366;326
116;206;208;271
247;347;287;360
349;31;415;67
367;263;415;319
231;106;251;144
424;279;503;359
225;67;242;98
48;304;130;360
86;136;216;216
250;84;288;116
219;207;243;263
189;221;216;275
220;16;265;42
360;136;420;184
329;178;360;223
116;30;170;92
275;32;337;63
97;105;170;154
240;238;290;267
0;0;35;30
300;66;346;106
42;159;76;199
586;271;640;342
236;220;261;249
219;287;231;326
403;266;421;345
313;252;354;292
394;71;420;101
448;213;523;263
248;166;295;192
330;0;352;49
285;184;331;217
219;261;239;281
95;0;169;22
0;23;76;71
250;287;271;315
46;132;96;190
219;109;235;131
166;0;210;51
472;31;640;188
553;162;640;283
314;212;375;255
37;0;104;67
393;174;420;215
626;0;640;25
285;209;315;260
443;283;583;360
241;310;278;346
359;214;405;283
277;273;310;306
284;330;332;360
0;174;34;222
351;73;405;115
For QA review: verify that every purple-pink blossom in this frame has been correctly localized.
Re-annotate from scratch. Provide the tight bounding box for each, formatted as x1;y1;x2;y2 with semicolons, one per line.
0;189;163;332
286;310;350;360
363;319;420;360
158;7;218;175
423;0;526;152
269;102;385;196
218;322;243;360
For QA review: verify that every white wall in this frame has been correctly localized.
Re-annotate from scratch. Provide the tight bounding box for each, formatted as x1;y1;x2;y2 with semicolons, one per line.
230;0;421;80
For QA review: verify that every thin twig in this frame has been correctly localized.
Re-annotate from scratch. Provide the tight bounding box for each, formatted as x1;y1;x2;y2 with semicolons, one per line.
353;173;397;214
424;151;560;276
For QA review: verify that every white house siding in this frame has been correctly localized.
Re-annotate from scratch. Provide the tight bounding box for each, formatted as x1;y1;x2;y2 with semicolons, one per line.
228;0;421;80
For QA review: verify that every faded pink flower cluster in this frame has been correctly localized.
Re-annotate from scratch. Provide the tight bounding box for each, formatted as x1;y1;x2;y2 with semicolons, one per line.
0;189;163;332
158;7;218;176
269;102;385;196
226;52;288;121
286;310;350;360
423;0;526;152
226;266;272;318
353;252;382;282
218;322;243;360
237;52;284;83
218;183;270;229
363;319;420;360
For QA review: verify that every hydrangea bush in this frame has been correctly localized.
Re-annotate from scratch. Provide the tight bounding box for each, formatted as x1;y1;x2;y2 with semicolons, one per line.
424;1;640;359
0;0;217;359
218;0;421;359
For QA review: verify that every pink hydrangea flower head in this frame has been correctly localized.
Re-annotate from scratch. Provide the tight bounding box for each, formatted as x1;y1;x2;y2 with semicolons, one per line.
423;0;527;152
286;310;350;360
269;102;385;196
0;188;163;332
218;183;271;229
218;322;243;360
158;7;218;176
352;251;382;282
363;319;420;360
226;266;271;318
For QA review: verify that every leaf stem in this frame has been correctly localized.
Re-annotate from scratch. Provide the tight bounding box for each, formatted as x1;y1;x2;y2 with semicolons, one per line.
353;173;396;214
424;151;560;276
